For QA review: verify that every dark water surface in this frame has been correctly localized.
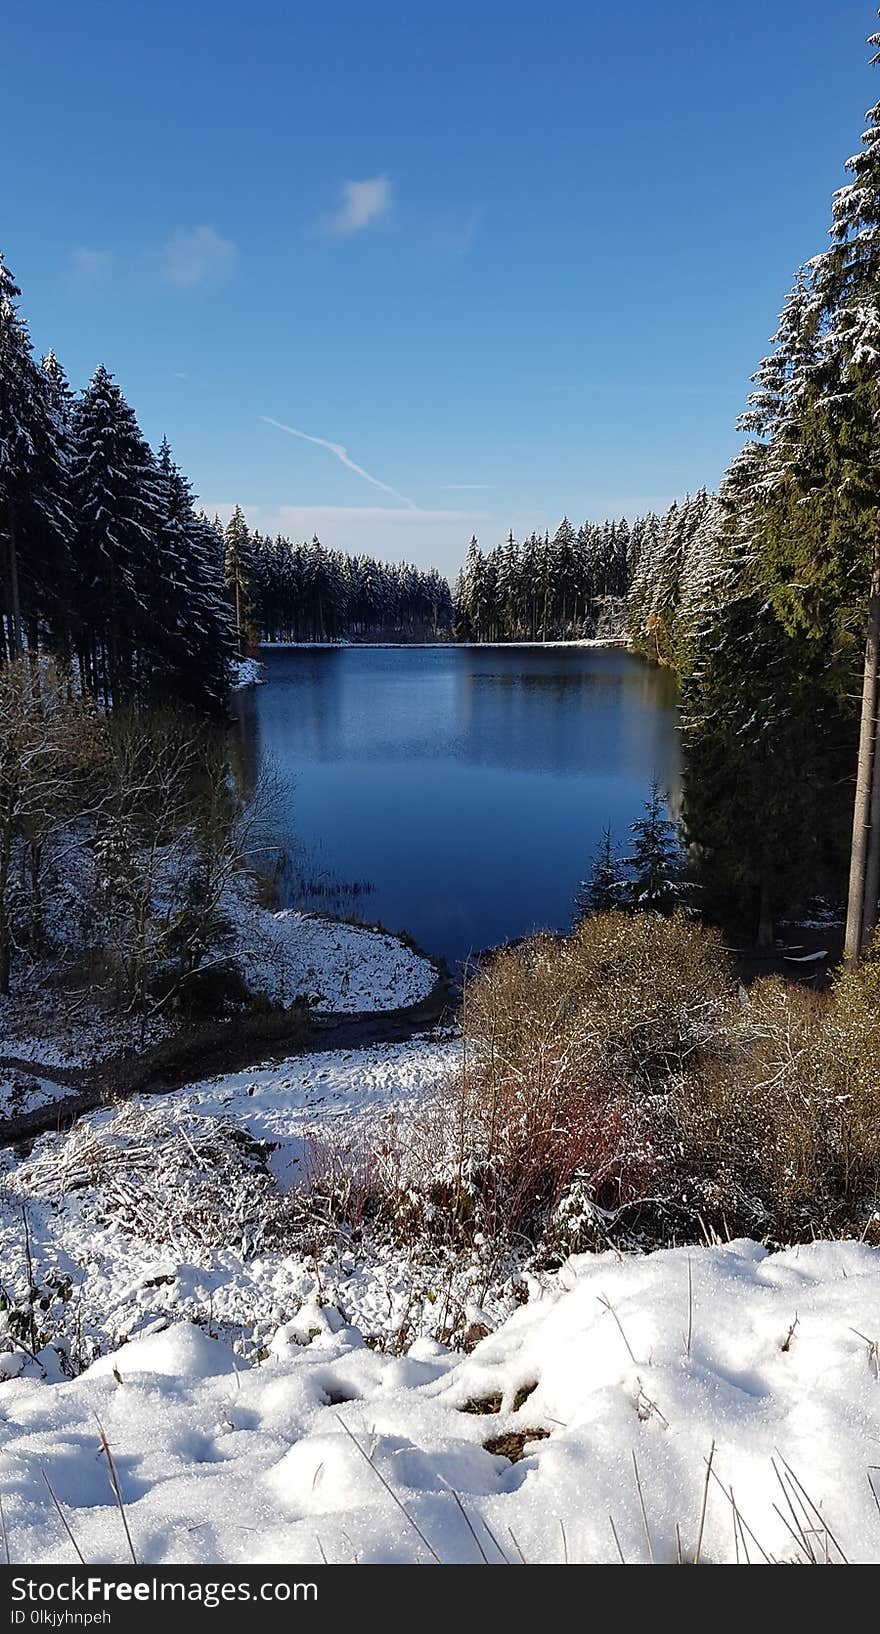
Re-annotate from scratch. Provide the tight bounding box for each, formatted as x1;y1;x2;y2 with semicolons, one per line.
233;646;681;967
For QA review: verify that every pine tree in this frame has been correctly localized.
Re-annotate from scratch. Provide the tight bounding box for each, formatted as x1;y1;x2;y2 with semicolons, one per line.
718;21;880;957
71;365;164;703
807;26;880;958
224;505;255;653
0;256;69;661
38;350;76;656
575;825;625;920
155;442;235;710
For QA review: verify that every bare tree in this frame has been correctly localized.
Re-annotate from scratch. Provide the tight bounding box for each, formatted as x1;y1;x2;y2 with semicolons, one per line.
0;657;102;993
92;709;280;1026
844;545;880;961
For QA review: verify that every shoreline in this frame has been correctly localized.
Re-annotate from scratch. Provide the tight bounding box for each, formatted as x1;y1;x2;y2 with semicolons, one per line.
260;637;631;651
0;921;455;1148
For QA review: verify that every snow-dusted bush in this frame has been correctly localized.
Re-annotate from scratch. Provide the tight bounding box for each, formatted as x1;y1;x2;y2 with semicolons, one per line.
0;1261;75;1372
345;916;880;1264
466;913;735;1096
672;962;880;1239
19;1102;294;1259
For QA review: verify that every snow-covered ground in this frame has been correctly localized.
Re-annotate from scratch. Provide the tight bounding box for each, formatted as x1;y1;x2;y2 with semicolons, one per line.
0;1239;878;1565
224;898;438;1013
0;896;439;1121
0;1038;463;1359
0;1000;174;1120
2;1024;879;1565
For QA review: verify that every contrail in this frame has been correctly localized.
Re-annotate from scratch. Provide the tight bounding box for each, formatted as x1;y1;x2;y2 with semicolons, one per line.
261;415;418;510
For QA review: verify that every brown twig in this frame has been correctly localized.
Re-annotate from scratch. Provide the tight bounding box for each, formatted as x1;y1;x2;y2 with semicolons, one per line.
95;1419;137;1565
693;1438;715;1565
334;1415;441;1564
631;1449;654;1563
41;1469;86;1565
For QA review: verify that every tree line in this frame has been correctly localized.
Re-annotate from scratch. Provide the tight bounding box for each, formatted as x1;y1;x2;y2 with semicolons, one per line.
453;515;642;642
225;506;455;644
235;502;710;649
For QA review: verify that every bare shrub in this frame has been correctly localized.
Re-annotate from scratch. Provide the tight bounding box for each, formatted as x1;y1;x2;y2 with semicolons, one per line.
671;964;880;1237
289;918;880;1305
306;915;732;1260
566;912;737;1087
0;656;104;993
92;709;282;1023
466;914;736;1098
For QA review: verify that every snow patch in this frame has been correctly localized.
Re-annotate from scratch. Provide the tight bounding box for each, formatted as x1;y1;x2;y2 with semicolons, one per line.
224;886;438;1012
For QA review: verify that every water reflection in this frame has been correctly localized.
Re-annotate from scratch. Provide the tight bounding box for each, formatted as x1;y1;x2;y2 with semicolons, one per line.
232;647;681;964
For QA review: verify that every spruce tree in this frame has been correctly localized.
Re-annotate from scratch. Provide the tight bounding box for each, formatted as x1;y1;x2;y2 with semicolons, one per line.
0;256;69;661
624;781;686;915
224;505;255;652
575;825;624;920
72;365;164;702
155;441;235;710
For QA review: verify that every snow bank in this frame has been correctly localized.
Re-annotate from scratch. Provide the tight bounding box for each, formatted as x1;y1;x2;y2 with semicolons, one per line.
0;895;438;1118
1;1239;878;1565
224;889;438;1011
0;1005;172;1119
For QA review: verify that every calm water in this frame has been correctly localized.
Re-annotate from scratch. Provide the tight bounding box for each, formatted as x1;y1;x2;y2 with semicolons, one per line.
233;646;681;967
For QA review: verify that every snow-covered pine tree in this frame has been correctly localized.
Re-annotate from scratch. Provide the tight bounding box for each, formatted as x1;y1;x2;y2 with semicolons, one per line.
0;258;70;661
71;364;164;703
155;441;235;710
804;22;880;958
715;17;880;957
224;505;256;653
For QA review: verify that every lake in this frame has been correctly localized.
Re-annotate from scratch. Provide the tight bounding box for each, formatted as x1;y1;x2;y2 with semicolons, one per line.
233;645;682;968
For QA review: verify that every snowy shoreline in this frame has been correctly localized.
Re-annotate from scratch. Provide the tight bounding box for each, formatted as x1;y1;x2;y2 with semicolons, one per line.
260;638;631;651
2;943;880;1564
231;656;266;687
0;902;442;1124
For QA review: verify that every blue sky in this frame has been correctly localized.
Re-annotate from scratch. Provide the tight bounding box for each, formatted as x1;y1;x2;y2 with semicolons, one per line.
3;1;876;574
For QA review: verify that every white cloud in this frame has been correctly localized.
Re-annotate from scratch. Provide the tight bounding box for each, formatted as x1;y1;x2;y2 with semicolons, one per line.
69;247;113;285
320;175;392;236
262;416;417;508
157;225;238;288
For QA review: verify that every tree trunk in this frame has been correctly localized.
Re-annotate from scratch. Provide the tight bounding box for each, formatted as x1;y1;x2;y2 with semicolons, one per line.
844;538;880;961
29;838;43;954
861;663;880;954
756;872;774;951
6;506;23;657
